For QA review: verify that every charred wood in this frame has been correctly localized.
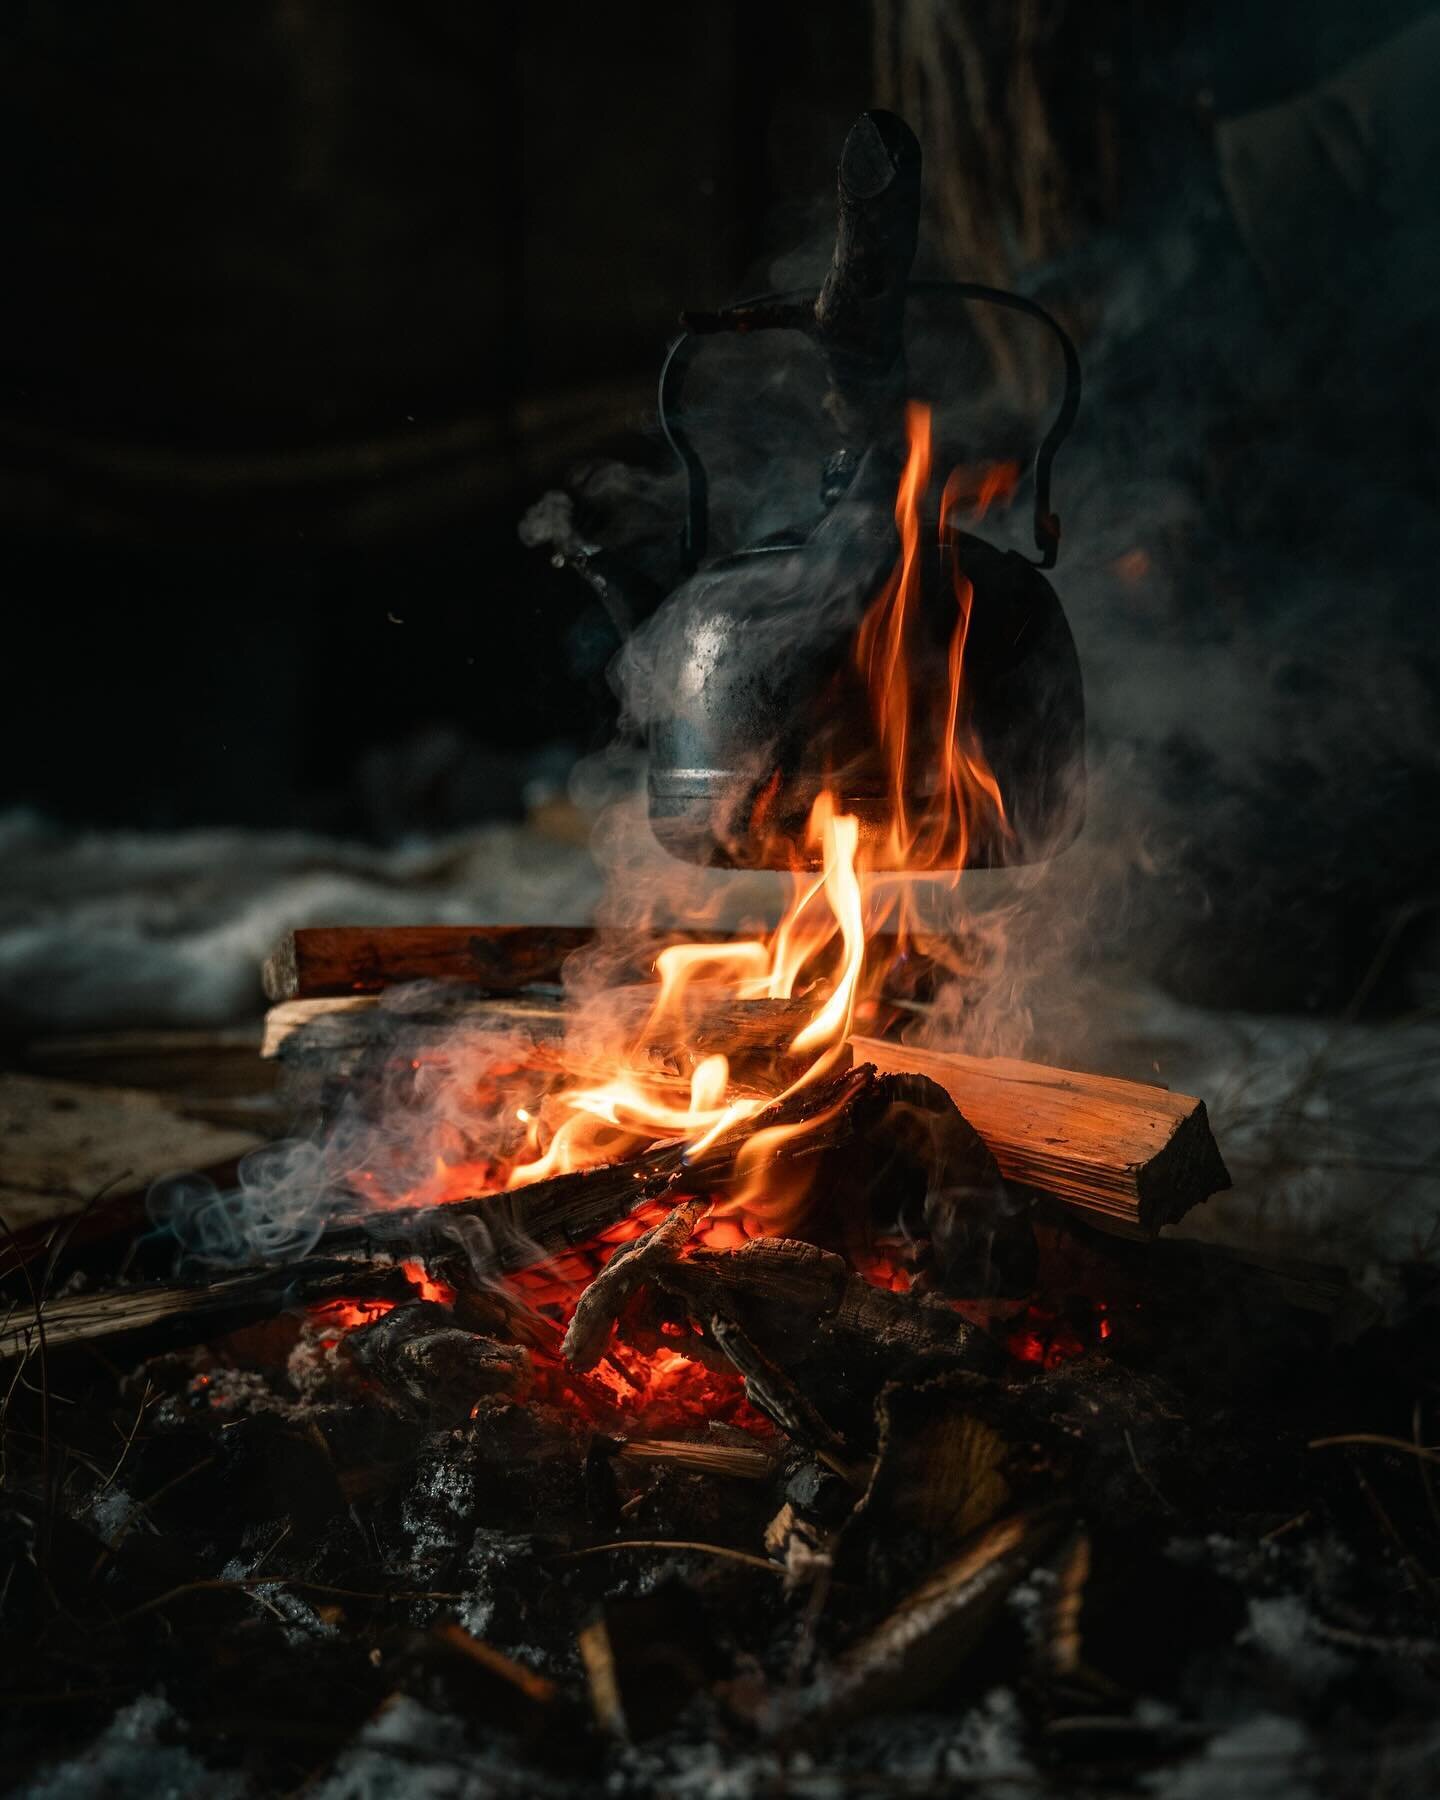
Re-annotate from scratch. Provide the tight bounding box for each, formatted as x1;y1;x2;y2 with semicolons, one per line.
345;1300;531;1423
707;1311;867;1486
562;1198;706;1372
653;1235;1004;1437
0;1258;413;1362
319;1063;894;1272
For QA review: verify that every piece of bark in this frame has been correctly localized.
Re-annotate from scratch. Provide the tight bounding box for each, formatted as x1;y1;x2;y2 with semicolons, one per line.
782;1506;1069;1731
0;1073;266;1234
0;1258;413;1362
850;1037;1230;1237
562;1198;706;1371
613;1438;778;1482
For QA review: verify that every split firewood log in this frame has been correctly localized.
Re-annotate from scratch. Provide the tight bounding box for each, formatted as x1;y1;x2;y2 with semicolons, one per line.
851;1036;1230;1237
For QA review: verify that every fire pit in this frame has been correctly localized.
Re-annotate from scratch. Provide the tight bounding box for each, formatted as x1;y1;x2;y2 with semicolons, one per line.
4;104;1439;1800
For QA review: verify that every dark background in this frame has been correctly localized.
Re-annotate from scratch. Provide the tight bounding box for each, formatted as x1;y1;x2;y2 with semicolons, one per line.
3;0;1431;835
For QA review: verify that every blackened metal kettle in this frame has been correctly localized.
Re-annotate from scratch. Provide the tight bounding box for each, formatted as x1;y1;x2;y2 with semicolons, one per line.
643;111;1086;871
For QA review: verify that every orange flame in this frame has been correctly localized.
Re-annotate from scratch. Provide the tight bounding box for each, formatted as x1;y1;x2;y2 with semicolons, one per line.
314;401;1019;1410
492;403;1008;1249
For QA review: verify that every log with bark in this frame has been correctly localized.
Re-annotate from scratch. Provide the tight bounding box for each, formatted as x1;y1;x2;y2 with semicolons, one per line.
263;987;831;1090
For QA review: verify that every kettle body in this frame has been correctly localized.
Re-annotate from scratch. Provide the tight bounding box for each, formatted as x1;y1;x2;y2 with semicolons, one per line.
644;455;1085;869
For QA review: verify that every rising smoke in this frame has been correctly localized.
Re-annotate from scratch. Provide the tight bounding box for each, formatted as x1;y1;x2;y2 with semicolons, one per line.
147;16;1440;1272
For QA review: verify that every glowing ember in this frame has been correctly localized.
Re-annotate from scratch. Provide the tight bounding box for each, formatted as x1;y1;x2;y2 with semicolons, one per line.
586;1344;772;1433
401;1258;456;1306
310;1296;396;1334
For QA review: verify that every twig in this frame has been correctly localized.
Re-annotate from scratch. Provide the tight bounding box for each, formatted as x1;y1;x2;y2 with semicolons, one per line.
1350;1464;1440;1619
100;1379;154;1492
1261;1511;1312;1543
552;1539;783;1576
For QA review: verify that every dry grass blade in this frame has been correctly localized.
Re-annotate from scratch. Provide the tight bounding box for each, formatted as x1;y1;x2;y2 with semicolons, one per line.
1309;1434;1440;1466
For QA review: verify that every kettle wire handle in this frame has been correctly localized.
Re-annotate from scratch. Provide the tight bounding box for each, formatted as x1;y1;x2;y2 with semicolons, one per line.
659;280;1082;575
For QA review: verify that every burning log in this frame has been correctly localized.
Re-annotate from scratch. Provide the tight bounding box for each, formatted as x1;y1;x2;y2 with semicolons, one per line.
262;924;972;1005
320;1062;899;1271
258;953;1224;1240
0;1258;413;1362
851;1036;1230;1237
13;1065;910;1364
263;987;830;1094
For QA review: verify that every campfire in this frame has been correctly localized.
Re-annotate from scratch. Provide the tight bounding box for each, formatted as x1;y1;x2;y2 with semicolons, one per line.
5;106;1439;1800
